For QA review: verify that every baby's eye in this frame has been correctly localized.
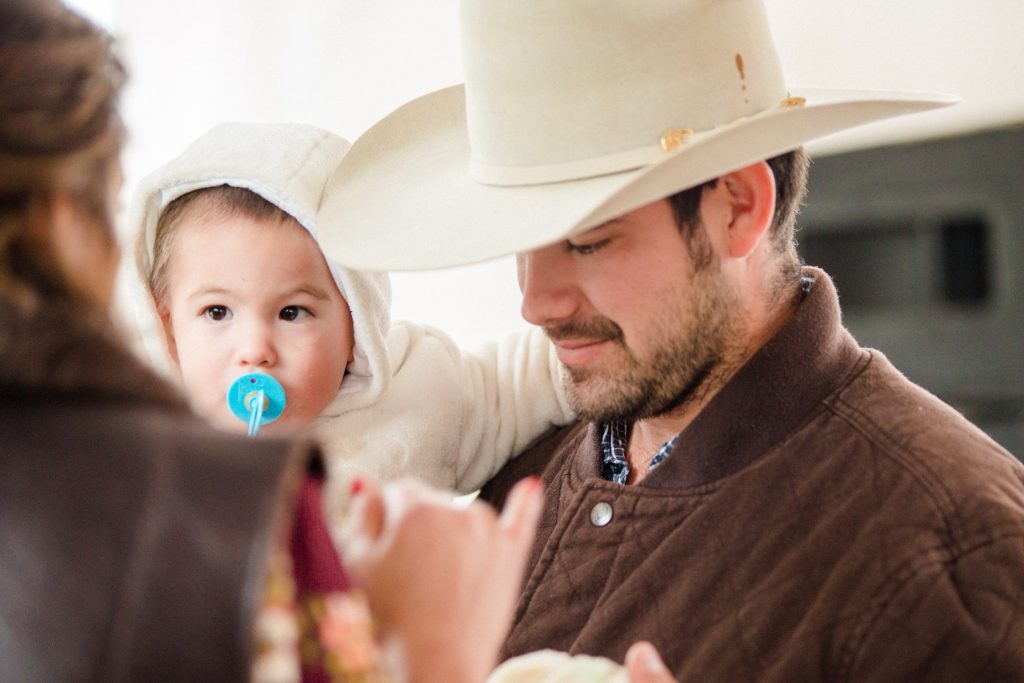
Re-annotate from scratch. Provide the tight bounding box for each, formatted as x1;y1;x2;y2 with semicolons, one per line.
280;306;312;322
202;305;231;322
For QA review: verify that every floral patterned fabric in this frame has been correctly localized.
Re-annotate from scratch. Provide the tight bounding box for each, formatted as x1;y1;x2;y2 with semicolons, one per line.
253;475;386;683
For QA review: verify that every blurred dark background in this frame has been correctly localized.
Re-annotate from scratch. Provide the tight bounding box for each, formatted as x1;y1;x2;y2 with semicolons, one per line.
799;124;1024;459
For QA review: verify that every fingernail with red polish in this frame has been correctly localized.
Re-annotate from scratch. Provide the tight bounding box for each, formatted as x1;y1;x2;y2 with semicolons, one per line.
350;477;364;496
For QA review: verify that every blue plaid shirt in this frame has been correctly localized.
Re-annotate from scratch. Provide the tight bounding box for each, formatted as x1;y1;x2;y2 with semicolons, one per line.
600;421;679;484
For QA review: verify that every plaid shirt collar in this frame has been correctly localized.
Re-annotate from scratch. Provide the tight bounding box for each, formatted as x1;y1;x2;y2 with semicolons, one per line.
599;421;679;484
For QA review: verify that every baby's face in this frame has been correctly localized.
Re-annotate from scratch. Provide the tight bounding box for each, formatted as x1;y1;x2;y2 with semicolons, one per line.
158;212;354;434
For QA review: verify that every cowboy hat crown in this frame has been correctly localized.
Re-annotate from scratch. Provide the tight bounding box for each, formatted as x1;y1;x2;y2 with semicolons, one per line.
465;0;787;185
317;0;957;271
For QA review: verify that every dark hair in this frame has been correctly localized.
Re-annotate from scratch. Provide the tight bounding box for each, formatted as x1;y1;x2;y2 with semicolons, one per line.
146;185;296;303
0;0;126;306
667;149;810;279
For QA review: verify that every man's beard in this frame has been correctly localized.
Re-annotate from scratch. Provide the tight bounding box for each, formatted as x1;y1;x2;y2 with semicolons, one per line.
545;261;740;424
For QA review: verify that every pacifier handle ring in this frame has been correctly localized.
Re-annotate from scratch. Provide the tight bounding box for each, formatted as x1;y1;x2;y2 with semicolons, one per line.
244;390;269;413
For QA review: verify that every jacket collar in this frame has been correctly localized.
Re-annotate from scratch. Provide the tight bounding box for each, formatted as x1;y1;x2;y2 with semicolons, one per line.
0;299;189;413
570;267;866;489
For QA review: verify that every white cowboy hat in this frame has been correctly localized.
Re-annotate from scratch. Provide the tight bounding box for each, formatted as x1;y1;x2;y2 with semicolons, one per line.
317;0;958;272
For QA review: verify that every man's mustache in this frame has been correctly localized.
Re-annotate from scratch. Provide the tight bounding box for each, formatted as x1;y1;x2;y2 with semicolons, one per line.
544;317;625;344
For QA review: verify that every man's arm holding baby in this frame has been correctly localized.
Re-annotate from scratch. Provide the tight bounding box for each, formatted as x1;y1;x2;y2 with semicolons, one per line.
452;325;574;491
317;323;571;496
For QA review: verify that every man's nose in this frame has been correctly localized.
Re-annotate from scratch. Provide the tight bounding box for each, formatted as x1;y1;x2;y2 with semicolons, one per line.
518;247;579;327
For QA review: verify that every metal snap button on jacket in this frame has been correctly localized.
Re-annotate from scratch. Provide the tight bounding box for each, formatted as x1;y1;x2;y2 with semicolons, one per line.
590;501;613;527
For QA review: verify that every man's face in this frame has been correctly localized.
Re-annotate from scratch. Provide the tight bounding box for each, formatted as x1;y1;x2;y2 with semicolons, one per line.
517;199;740;423
158;211;354;434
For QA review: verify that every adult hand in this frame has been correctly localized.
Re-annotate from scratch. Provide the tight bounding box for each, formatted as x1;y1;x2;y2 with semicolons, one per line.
343;476;543;683
625;642;678;683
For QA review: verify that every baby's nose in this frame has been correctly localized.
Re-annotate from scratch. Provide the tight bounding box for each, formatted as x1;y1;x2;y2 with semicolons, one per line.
235;328;278;367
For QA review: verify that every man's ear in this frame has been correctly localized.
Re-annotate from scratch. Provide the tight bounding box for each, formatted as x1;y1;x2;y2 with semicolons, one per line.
156;302;180;364
717;160;777;259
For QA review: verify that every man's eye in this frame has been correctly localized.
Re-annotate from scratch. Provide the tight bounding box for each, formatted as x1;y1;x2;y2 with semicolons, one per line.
568;238;610;255
202;305;231;322
280;306;311;322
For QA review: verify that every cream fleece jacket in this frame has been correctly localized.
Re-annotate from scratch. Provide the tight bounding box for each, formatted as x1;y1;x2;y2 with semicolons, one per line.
127;122;573;512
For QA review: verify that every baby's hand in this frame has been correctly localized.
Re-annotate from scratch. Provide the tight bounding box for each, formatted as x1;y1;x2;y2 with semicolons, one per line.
486;642;678;683
487;649;628;683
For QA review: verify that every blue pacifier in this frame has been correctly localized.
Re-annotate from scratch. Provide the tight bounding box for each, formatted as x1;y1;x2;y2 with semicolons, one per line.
226;372;287;437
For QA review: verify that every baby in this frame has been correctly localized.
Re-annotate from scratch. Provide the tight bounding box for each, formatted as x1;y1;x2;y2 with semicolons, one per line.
129;121;573;503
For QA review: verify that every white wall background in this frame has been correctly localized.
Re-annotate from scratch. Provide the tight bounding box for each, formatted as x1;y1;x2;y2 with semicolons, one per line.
68;0;1024;351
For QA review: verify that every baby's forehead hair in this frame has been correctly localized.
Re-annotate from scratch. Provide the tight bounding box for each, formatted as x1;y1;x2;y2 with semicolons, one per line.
147;184;304;301
162;184;297;230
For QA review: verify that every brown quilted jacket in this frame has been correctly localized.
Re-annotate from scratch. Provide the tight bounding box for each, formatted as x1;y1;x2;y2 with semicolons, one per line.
482;268;1024;681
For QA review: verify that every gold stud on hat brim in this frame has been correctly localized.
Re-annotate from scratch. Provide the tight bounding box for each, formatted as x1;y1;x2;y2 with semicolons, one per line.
658;97;807;155
660;128;695;153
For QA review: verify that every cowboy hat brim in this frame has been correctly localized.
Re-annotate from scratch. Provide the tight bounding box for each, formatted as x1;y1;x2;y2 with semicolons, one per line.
317;84;957;272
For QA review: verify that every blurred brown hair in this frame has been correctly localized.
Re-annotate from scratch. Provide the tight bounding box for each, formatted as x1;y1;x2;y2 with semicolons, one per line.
0;0;126;307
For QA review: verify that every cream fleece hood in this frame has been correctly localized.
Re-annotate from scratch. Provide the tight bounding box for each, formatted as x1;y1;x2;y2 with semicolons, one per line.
129;122;393;414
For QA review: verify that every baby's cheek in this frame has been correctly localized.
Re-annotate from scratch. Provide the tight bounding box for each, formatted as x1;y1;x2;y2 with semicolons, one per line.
294;375;341;422
306;381;339;417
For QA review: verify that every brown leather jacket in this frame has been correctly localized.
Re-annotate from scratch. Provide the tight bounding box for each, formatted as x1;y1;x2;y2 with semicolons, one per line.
0;302;319;682
483;268;1024;681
